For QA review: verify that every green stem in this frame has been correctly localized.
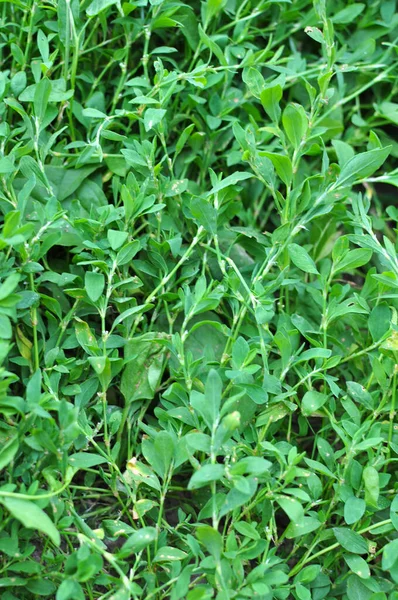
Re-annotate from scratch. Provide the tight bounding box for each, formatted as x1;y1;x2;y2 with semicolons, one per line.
29;273;40;371
289;519;393;577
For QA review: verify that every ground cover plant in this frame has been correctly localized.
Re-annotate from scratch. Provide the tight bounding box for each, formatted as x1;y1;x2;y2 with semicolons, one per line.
1;0;398;598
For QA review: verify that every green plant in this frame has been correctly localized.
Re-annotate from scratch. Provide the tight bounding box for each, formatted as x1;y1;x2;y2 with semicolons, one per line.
1;0;398;598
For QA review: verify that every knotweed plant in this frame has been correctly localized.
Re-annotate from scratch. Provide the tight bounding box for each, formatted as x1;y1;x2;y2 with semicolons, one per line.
0;1;398;599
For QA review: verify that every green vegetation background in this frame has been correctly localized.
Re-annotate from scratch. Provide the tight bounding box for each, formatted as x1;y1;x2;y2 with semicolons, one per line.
1;0;398;599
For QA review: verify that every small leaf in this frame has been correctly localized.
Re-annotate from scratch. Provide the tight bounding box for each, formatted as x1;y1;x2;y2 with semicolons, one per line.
285;516;321;539
332;139;355;167
34;77;51;122
332;3;365;24
187;464;224;490
260;84;283;122
368;304;391;341
153;546;187;562
363;466;379;508
261;152;292;185
56;580;85;600
277;496;304;522
301;391;328;416
190;197;217;233
344;497;366;525
242;67;264;98
0;435;19;470
288;243;319;274
116;241;140;266
88;356;108;375
107;229;128;251
144;108;166;132
86;0;117;16
85;271;105;303
0;273;20;300
336;147;391;186
334;249;373;274
382;538;398;570
82;108;107;118
118;527;157;558
333;528;368;554
112;304;152;330
68;453;108;469
0;157;16;175
207;171;252;196
0;498;60;546
282;104;308;149
196;525;222;561
205;369;222;425
343;554;370;579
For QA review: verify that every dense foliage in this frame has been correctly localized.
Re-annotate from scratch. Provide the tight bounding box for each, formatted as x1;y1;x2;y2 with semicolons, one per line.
1;0;398;598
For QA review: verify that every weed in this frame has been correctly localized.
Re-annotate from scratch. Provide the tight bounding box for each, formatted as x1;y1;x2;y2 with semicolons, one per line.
0;1;398;599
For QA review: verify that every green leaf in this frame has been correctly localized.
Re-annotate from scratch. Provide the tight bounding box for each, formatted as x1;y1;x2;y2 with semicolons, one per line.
332;140;355;166
207;171;252;196
56;580;85;600
85;271;105;303
144;108;166;132
0;157;16;175
363;466;379;508
282;104;308;149
304;458;337;479
196;525;222;561
346;574;374;600
0;435;19;470
0;273;20;300
205;369;222;424
382;538;398;570
121;333;165;403
332;3;365;24
154;431;175;479
116;241;140;266
368;304;391;341
234;521;260;540
198;24;227;66
118;527;158;558
242;67;265;98
0;578;26;588
88;355;108;375
334;249;373;274
82;107;107;118
153;546;188;562
46;165;98;201
276;495;304;522
343;554;370;579
305;26;325;44
378;101;398;126
0;320;14;346
261;152;292;185
190;196;217;233
34;77;51;122
336;147;391;186
288;243;319;274
68;453;108;469
285;516;321;539
108;229;128;250
333;528;368;554
86;0;118;16
260;84;283;122
0;498;60;546
301;391;328;416
347;381;373;410
344;497;366;525
112;304;152;330
187;464;224;490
